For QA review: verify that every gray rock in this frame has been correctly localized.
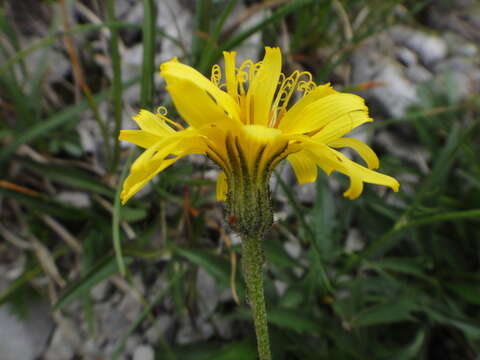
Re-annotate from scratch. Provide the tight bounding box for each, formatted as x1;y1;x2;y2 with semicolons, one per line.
376;131;430;174
405;64;433;83
145;314;173;344
91;280;110;302
125;335;142;355
157;0;193;63
0;302;53;360
444;32;478;57
196;268;219;317
212;314;235;339
427;1;480;43
133;345;155;360
224;1;268;64
345;229;364;253
56;191;91;208
353;52;418;117
295;181;316;205
96;303;131;342
274;280;288;296
390;26;448;65
434;57;480;100
176;318;214;345
43;326;76;360
118;291;143;323
395;47;418;67
82;338;101;359
284;239;302;259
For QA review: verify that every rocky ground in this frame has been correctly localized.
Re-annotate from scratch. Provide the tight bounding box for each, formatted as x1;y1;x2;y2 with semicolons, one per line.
1;0;479;359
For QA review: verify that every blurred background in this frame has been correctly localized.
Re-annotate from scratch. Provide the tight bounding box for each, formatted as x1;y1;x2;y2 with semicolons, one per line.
1;0;480;359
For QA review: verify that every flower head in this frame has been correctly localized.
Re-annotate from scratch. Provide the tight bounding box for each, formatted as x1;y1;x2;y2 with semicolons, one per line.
119;47;399;206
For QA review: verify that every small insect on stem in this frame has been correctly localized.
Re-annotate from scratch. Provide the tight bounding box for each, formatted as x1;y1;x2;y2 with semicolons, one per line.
228;215;237;226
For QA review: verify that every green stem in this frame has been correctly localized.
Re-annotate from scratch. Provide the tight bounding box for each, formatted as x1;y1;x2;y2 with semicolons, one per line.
106;0;123;172
242;235;271;360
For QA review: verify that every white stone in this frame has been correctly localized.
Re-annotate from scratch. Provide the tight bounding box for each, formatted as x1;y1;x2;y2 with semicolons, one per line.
91;280;110;302
0;303;53;360
145;314;172;344
283;239;301;259
125;335;142;354
444;32;478;57
133;345;155;360
390;26;448;65
405;65;433;83
295;181;316;205
345;229;364;253
43;327;75;360
225;2;268;64
395;47;418;67
274;280;288;296
353;52;418;117
56;191;91;208
196;268;219;317
176;318;214;344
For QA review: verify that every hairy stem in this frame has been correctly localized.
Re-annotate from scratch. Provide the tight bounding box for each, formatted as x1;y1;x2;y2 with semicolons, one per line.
242;235;271;360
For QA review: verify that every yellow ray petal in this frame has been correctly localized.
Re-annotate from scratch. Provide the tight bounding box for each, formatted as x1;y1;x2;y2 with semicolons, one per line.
312;110;372;144
121;156;178;204
121;132;207;204
119;130;162;148
160;60;240;121
121;138;180;204
216;171;228;201
287;151;318;184
303;141;348;176
198;122;241;174
278;83;337;131
132;110;175;136
223;51;238;99
304;141;399;199
247;47;282;126
165;78;232;129
328;137;379;169
338;154;399;199
237;125;288;178
281;93;368;134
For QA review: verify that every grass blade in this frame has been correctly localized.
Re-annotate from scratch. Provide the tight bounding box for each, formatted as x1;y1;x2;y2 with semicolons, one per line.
140;0;156;109
106;0;123;172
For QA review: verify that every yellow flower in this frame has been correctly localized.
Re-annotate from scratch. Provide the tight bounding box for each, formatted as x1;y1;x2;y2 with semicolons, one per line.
119;47;399;205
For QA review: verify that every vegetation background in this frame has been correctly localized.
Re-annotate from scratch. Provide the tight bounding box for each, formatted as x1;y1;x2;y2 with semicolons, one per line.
0;0;479;359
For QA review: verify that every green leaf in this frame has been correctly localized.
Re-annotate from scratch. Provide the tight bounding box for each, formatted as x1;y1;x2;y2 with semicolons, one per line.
312;173;335;259
208;341;257;360
0;187;88;220
173;340;256;360
390;330;426;360
16;158;114;197
351;298;418;327
371;257;433;282
119;206;148;222
424;306;480;338
447;282;480;306
263;240;298;268
0;77;138;166
140;0;156;108
268;308;323;334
